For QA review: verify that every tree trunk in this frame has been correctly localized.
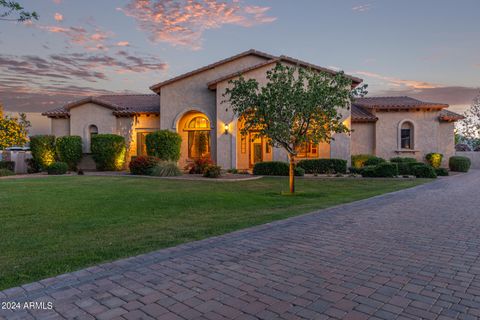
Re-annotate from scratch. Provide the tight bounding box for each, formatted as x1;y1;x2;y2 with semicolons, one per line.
288;153;295;193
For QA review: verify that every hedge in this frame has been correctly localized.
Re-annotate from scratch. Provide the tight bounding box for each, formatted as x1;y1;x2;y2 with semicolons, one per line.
56;136;83;170
435;168;449;176
297;159;347;174
146;130;182;161
91;134;126;171
413;164;437;178
351;154;374;168
30;135;56;170
0;160;15;171
253;161;304;176
390;157;417;164
0;168;14;176
449;156;471;172
129;156;160;175
361;162;398;178
47;162;68;175
425;153;443;169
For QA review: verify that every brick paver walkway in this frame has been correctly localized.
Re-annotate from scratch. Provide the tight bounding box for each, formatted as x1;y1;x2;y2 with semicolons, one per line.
2;171;480;320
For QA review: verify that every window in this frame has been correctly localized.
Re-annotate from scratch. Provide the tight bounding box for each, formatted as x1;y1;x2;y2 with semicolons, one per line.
296;141;319;158
185;116;211;159
400;122;413;149
89;125;98;140
136;132;148;156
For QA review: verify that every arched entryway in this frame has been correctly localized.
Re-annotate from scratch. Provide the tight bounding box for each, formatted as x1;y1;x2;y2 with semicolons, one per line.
177;111;212;168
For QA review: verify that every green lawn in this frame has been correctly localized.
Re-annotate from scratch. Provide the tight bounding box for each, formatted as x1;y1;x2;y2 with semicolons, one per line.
0;176;428;290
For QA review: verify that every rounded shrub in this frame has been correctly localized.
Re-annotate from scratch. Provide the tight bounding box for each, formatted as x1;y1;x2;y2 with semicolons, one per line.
47;162;68;175
413;164;437;178
203;165;222;178
449;156;471;172
297;159;347;174
364;156;386;166
129;156;160;175
30;135;56;170
0;168;14;176
390;157;417;163
91;134;126;171
0;161;15;171
56;136;83;171
146;130;182;161
435;168;449;176
361;162;398;178
390;157;418;175
186;156;213;174
151;161;182;177
425;153;443;169
351;154;373;168
253;161;304;176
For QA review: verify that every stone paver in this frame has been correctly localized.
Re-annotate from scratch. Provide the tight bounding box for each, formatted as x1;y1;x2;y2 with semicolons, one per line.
1;171;480;319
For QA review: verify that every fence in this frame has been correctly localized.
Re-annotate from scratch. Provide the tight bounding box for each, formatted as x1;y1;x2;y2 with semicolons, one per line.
455;152;480;169
0;151;32;174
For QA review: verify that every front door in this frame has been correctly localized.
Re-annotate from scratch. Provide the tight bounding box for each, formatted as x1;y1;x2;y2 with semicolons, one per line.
249;133;263;167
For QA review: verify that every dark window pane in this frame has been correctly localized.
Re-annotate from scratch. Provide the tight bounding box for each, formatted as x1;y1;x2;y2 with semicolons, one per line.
401;129;411;149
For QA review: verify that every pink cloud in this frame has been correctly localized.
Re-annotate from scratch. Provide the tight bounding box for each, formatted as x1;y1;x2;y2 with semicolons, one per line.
54;13;63;22
52;0;62;4
119;0;276;49
36;24;113;51
117;41;130;47
354;71;441;89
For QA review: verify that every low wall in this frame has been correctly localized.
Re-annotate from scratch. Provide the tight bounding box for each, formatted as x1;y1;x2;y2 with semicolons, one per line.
455;152;480;169
1;151;32;174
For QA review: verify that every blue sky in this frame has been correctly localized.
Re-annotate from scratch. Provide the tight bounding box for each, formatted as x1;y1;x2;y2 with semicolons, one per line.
1;0;479;112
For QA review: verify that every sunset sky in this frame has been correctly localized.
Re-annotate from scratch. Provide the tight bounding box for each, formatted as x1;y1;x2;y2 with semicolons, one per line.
1;0;479;113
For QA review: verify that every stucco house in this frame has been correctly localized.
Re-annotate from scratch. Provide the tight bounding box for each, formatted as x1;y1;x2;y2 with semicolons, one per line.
43;49;463;169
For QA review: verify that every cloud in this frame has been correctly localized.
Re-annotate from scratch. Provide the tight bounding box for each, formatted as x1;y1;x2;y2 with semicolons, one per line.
355;71;441;89
119;0;276;49
352;4;372;12
116;41;130;47
54;13;63;22
52;0;62;4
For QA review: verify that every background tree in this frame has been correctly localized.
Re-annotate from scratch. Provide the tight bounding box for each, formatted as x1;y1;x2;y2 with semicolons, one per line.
0;0;38;21
224;63;366;193
0;106;31;149
457;94;480;150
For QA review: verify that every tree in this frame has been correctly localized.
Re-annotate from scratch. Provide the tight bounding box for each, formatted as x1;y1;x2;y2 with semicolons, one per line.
0;0;38;21
224;62;367;193
0;106;31;149
457;93;480;149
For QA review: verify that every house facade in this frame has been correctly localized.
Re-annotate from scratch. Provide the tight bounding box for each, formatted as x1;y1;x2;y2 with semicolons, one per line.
43;49;462;169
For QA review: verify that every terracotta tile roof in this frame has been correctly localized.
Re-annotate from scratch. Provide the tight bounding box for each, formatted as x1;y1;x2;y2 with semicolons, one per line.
152;49;363;92
439;109;464;122
353;96;449;110
42;94;159;118
206;55;363;90
150;49;276;92
351;104;378;122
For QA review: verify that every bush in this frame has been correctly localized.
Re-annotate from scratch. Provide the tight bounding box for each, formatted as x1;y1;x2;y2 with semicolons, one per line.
413;164;437;178
253;161;304;176
91;134;126;171
186;156;213;174
47;162;68;175
435;168;449;176
449;156;471;172
129;156;160;175
297;159;347;174
151;161;182;177
30;135;56;170
146;130;182;161
390;157;418;175
390;157;417;163
361;162;398;178
425;153;443;169
25;158;41;173
351;154;374;168
364;156;386;166
56;136;83;171
0;160;15;171
203;165;222;178
348;166;363;174
0;168;14;176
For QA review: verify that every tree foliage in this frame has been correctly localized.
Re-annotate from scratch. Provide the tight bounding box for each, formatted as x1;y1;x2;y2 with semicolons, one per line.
0;105;31;149
0;0;38;21
458;94;480;141
223;62;366;192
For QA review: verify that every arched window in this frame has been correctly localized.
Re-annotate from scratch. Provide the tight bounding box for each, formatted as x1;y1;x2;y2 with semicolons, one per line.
89;125;98;141
184;116;210;159
400;121;414;149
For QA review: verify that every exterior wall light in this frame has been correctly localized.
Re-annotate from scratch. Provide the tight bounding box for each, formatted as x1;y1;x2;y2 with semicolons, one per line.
224;123;229;135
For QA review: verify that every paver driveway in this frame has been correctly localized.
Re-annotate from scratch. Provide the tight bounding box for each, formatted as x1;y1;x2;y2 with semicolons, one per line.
2;171;480;320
